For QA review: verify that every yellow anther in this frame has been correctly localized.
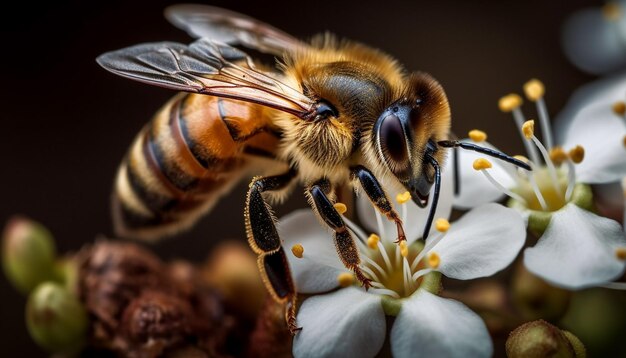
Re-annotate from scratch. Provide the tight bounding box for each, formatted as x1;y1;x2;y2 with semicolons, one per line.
399;241;409;257
522;120;535;139
473;158;493;171
523;79;545;101
468;129;488;142
435;218;450;232
616;248;626;261
367;234;380;249
396;191;411;204
428;252;441;269
613;101;626;116
568;145;585;164
603;2;622;21
334;202;347;215
291;244;304;258
549;146;568;166
513;155;530;164
498;94;523;112
623;135;626;148
337;272;355;287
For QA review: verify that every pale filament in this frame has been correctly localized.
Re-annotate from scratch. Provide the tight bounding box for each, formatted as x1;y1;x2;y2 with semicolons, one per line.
565;159;577;202
530;134;562;197
535;97;554;150
412;231;448;271
481;169;528;205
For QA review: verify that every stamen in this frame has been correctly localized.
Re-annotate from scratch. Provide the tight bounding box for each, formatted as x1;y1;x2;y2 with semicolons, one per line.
361;254;388;281
333;202;347;215
399;241;409;258
616;247;626;261
499;94;541;164
568;145;585;164
524;79;553;149
411;225;449;271
377;240;393;272
337;272;355;287
623;135;626;147
412;268;434;281
435;218;450;232
603;2;622;21
527;170;549;211
428;252;441;269
564;159;577;202
375;210;387;243
291;244;304;258
469;129;488;142
549;147;568;166
403;257;413;293
367;234;380;249
524;120;562;197
396;191;411;204
369;287;401;298
343;216;368;243
474;158;528;204
613;101;626;116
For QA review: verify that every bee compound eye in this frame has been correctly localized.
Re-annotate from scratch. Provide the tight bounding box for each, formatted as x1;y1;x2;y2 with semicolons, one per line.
379;114;408;163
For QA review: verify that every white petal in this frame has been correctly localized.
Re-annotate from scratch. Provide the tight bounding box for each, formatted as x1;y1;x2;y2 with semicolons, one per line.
279;210;345;293
356;166;453;243
428;203;526;280
524;203;626;289
450;140;517;209
561;103;626;183
391;290;492;358
293;287;385;358
561;7;626;75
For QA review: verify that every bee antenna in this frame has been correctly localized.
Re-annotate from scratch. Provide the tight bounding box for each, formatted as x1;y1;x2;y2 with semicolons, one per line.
437;140;532;171
422;155;441;240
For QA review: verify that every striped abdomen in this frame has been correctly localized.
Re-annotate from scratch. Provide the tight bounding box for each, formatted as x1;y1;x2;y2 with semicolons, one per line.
113;93;283;240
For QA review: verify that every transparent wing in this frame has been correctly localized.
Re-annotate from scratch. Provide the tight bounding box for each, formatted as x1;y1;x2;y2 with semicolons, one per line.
96;38;314;117
165;4;306;55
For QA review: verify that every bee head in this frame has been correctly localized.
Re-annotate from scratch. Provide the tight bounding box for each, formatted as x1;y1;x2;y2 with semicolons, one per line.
374;72;451;207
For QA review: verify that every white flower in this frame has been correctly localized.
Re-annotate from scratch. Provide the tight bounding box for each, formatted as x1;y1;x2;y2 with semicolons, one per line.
279;183;526;357
454;79;626;290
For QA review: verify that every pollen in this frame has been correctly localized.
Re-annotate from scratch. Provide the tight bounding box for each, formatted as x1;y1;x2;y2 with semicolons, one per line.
435;218;450;232
399;241;409;257
523;79;545;101
468;129;488;142
522;120;535;139
367;234;381;249
603;2;622;21
616;248;626;261
427;252;441;269
613;101;626;116
473;158;493;171
291;244;304;258
549;146;568;166
337;272;355;287
396;191;411;204
334;202;347;215
623;135;626;147
568;145;585;164
498;94;523;112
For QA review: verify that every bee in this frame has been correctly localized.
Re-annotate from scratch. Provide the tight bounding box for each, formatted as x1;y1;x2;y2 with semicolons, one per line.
97;4;530;333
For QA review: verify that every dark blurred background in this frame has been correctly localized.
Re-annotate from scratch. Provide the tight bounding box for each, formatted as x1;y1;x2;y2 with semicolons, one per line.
0;0;602;355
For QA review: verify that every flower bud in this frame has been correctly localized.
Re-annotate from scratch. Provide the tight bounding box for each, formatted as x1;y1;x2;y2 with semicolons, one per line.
506;320;581;358
2;216;57;294
512;262;571;321
26;282;87;353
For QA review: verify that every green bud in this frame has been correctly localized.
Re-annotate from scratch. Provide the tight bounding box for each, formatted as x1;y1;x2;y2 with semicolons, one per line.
26;282;87;353
506;320;581;358
512;262;571;321
2;216;57;294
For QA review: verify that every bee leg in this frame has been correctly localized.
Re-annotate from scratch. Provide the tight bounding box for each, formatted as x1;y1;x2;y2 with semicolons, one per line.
308;179;372;290
350;165;406;243
245;171;301;334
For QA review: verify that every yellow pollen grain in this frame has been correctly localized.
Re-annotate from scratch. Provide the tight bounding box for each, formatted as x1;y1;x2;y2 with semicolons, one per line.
291;244;304;258
468;129;487;142
522;120;535;139
399;241;409;257
613;101;626;116
568;145;585;164
616;248;626;261
498;94;523;112
523;79;545;101
396;191;411;204
435;218;450;232
549;147;568;166
337;272;355;287
603;2;622;21
428;252;441;269
333;202;347;215
473;158;492;171
367;234;380;249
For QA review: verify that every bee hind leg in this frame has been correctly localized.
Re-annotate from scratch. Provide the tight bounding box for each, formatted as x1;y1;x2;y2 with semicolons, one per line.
350;165;406;243
245;170;300;334
307;179;372;290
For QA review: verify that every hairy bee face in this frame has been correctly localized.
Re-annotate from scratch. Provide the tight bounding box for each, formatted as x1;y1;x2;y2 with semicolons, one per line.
374;73;451;206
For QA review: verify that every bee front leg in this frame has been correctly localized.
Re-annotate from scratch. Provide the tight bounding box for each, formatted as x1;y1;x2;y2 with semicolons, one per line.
245;170;301;334
350;165;406;243
307;179;372;289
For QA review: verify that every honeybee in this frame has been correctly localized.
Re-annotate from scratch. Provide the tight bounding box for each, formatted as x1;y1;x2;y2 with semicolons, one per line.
97;4;529;332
